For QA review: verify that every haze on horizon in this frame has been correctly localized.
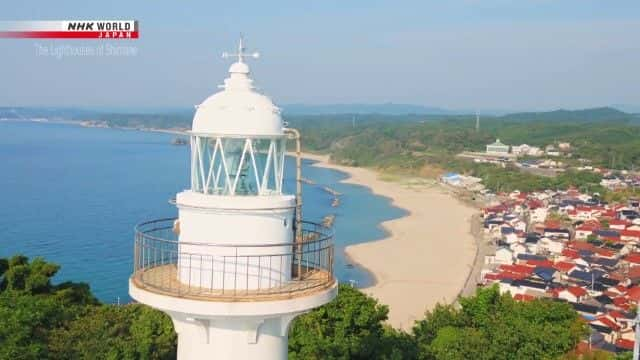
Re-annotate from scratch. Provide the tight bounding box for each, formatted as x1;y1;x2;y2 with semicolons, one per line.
0;0;639;112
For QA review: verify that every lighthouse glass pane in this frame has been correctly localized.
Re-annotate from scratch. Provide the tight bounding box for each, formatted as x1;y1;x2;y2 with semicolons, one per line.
222;138;255;195
190;136;286;196
252;139;274;193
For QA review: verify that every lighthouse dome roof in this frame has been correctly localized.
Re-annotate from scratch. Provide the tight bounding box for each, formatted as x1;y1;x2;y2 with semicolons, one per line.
192;42;283;137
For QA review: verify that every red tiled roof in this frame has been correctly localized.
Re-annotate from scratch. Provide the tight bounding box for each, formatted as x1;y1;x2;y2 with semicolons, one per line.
576;205;596;212
562;248;580;259
527;259;554;268
575;225;597;232
609;219;630;226
485;272;529;281
613;296;629;307
499;264;534;275
595;316;621;331
527;199;544;209
553;261;575;273
567;286;588;298
626;287;640;302
621;229;640;238
628;267;640;279
593;248;616;257
608;310;628;320
568;241;595;251
616;339;634;351
483;273;501;282
484;205;508;214
625;253;640;264
545;220;563;229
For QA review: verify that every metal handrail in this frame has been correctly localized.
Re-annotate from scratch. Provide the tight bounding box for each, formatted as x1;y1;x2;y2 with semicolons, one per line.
134;218;333;247
132;218;335;299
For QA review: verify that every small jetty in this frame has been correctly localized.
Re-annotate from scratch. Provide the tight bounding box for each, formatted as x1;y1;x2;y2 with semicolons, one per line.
299;177;340;228
171;137;188;146
322;186;341;196
319;186;341;208
301;177;316;185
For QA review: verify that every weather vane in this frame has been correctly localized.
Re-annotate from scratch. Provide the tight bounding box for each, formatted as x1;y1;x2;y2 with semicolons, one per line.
222;35;260;63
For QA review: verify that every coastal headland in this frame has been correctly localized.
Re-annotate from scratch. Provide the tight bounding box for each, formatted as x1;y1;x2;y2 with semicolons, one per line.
301;153;478;331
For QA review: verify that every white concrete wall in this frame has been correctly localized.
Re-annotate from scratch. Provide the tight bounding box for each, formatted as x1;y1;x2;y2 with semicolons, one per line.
175;191;295;292
129;279;338;360
171;314;290;360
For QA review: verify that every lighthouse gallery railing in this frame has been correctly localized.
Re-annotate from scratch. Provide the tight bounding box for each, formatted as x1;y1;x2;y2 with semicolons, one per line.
132;218;335;299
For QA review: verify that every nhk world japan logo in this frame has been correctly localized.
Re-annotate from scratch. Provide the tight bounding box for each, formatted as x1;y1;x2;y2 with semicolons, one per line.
0;20;138;39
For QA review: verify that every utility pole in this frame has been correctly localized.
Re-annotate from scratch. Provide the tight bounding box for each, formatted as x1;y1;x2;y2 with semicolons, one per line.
475;111;480;132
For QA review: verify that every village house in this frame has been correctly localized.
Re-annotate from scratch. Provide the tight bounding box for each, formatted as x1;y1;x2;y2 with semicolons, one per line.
480;193;640;354
558;286;589;303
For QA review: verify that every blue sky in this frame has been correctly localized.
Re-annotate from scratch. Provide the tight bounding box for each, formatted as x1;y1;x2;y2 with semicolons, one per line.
1;0;639;111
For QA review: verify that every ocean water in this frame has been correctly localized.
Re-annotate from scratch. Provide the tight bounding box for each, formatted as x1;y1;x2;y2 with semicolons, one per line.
0;121;405;303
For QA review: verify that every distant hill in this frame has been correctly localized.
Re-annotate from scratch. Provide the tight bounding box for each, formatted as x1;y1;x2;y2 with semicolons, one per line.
498;107;632;123
282;103;459;115
0;107;98;120
610;104;640;114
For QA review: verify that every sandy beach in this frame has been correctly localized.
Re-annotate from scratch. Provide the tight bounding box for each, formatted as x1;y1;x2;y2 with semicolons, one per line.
302;153;478;331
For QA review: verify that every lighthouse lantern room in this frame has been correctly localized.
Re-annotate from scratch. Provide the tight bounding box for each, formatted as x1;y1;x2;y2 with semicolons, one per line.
129;38;337;360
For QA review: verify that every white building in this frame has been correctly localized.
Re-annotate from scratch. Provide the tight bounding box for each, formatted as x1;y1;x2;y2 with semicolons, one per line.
486;139;510;155
512;144;543;157
529;208;548;224
129;39;337;360
558;142;571;152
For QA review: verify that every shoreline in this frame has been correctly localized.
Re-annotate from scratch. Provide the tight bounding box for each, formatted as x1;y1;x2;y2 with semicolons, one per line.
11;120;482;330
300;152;479;331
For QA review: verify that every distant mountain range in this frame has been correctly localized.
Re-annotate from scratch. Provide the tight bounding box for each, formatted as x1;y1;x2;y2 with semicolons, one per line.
1;105;638;125
281;103;458;115
496;107;635;123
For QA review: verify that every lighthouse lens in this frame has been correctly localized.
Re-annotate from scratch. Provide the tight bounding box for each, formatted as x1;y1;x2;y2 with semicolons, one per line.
191;136;286;196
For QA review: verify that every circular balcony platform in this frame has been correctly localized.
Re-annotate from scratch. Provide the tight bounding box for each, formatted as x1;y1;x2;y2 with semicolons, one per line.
131;264;335;302
130;218;336;302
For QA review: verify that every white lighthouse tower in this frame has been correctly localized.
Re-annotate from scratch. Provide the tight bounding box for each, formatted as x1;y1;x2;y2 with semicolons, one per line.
129;38;337;360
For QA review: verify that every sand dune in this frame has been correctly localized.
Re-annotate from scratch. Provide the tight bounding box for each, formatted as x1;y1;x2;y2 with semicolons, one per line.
303;153;477;331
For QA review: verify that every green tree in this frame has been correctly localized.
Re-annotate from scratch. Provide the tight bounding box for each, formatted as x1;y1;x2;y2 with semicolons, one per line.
0;291;82;359
48;304;176;360
413;286;587;360
429;326;490;360
586;233;600;244
412;303;461;357
288;284;415;359
0;255;176;360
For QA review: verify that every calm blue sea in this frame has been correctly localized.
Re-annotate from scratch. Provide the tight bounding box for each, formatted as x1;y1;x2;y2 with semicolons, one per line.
0;121;405;303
